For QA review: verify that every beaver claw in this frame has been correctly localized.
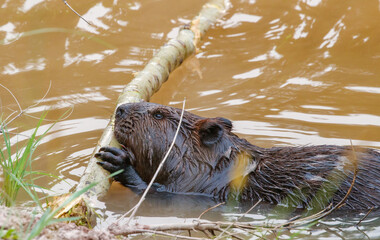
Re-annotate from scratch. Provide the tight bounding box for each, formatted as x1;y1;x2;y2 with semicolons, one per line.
95;146;148;191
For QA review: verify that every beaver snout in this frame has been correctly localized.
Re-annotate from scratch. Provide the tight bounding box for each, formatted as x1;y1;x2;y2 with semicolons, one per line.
115;103;135;120
115;106;126;119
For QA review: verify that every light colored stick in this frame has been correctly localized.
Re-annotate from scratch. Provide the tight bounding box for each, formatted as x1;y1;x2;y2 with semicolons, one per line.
1;81;53;128
109;219;264;236
197;202;225;220
0;83;22;124
62;0;92;26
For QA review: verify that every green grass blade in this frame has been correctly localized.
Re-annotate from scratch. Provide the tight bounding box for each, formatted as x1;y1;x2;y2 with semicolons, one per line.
26;208;52;239
1;114;47;206
7;171;41;208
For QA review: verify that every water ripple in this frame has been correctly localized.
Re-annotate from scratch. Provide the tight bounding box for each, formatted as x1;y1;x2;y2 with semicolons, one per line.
267;111;380;127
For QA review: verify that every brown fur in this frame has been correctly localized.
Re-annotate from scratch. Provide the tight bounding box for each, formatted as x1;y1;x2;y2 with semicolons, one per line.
111;102;380;209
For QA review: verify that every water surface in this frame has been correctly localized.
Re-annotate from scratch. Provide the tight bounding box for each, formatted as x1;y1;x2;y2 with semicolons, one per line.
1;0;379;238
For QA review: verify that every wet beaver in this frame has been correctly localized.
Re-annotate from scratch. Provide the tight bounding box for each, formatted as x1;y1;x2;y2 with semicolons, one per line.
96;102;380;209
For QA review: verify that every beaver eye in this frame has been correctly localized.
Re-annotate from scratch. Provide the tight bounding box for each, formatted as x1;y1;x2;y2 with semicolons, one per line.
153;112;164;120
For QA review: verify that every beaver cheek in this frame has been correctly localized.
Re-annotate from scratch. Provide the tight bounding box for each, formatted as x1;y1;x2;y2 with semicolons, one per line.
114;126;130;147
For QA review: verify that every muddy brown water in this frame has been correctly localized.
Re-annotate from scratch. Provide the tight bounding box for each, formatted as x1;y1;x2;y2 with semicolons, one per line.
1;0;380;238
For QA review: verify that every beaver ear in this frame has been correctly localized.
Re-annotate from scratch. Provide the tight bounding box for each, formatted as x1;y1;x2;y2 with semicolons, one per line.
196;119;224;147
216;117;232;132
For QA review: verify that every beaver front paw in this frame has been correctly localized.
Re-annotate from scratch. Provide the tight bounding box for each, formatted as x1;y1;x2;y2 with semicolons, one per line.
95;146;147;191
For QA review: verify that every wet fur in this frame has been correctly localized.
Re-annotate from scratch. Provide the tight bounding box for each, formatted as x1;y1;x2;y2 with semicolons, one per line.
97;102;380;209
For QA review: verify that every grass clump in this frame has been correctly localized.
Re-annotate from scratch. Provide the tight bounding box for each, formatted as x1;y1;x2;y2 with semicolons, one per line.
0;114;117;239
0;114;51;207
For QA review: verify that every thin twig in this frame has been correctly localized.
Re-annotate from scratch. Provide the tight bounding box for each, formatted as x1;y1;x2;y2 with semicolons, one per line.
197;202;224;220
287;215;301;222
121;98;186;225
3;80;53;126
0;130;31;139
0;83;22;117
274;204;332;230
356;206;374;226
355;225;371;240
324;228;345;239
1;110;17;126
4;85;73;122
23;107;74;122
25;80;52;111
62;0;92;26
118;205;136;221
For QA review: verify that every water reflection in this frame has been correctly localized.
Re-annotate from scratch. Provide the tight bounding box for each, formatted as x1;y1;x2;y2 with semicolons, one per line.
223;13;262;29
268;111;380;127
280;77;326;88
110;58;144;73
293;13;315;39
77;3;111;34
345;86;380;94
19;0;44;13
63;49;116;67
128;2;141;11
2;58;46;75
301;0;322;7
25;91;109;113
7;118;106;152
221;99;250;106
265;23;287;40
233;67;263;80
319;17;345;49
198;89;222;96
248;47;283;62
0;22;19;44
233;120;380;147
301;105;338;110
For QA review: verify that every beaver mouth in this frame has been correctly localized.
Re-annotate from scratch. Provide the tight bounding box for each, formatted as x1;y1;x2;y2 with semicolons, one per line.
114;105;138;135
114;121;134;146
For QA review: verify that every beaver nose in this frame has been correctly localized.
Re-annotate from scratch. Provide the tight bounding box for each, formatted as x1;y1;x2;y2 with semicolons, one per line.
115;104;131;118
115;107;125;119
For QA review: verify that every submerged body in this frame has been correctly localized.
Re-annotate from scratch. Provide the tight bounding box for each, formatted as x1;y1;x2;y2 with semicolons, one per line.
96;102;380;209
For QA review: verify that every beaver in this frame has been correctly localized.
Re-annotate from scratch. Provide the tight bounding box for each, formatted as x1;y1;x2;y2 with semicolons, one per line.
95;102;380;209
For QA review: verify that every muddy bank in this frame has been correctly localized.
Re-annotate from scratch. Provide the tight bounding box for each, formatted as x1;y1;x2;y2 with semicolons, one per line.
0;206;119;240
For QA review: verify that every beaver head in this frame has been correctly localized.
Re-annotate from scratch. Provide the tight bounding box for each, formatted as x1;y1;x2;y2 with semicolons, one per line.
113;102;258;193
